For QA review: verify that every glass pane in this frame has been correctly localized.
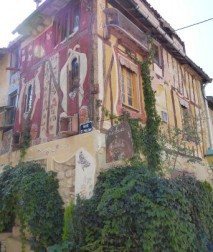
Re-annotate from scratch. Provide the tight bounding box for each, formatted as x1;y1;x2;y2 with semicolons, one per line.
128;97;133;106
121;71;125;103
72;59;79;79
127;70;133;105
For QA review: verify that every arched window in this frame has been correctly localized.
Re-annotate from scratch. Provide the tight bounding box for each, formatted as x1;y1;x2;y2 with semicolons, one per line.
72;58;79;80
24;85;33;113
69;58;79;93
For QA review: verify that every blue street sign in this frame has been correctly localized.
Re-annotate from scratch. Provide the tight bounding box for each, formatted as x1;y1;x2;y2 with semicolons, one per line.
80;121;93;134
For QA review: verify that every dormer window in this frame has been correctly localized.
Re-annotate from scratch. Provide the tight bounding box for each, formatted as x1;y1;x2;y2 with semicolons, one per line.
54;2;80;45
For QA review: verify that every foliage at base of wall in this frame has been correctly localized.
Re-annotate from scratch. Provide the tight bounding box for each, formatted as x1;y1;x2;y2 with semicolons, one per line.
0;162;64;252
20;113;31;160
48;165;213;252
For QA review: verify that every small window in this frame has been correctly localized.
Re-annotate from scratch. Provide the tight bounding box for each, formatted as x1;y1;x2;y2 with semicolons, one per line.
69;58;80;93
9;91;17;107
9;47;20;80
73;6;80;33
54;2;80;45
10;48;20;69
153;44;162;66
121;66;138;110
161;111;168;123
24;85;33;113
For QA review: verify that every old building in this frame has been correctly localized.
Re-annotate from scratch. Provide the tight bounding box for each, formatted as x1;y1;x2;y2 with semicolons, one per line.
205;96;213;165
0;0;212;204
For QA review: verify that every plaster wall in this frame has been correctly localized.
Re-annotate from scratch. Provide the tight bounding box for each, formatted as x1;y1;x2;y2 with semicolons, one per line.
95;0;211;182
0;54;10;107
0;130;107;204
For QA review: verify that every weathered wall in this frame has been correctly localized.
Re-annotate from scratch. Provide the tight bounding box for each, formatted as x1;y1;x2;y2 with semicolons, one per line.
14;2;92;145
95;0;212;182
0;130;107;204
0;54;10;107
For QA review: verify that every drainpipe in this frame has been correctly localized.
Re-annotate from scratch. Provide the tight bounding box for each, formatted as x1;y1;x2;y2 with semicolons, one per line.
202;84;213;149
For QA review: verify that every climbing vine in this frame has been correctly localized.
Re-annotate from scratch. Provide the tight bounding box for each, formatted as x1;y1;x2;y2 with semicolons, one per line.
20;113;31;160
140;56;162;171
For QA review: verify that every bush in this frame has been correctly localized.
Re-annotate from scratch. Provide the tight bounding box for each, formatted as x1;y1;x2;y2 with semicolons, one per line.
65;165;212;252
0;162;64;251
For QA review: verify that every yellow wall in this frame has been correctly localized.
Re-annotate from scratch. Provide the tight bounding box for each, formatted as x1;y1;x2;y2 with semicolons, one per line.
95;0;211;182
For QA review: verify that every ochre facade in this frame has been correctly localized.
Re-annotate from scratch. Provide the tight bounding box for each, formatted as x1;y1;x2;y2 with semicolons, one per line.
0;0;212;206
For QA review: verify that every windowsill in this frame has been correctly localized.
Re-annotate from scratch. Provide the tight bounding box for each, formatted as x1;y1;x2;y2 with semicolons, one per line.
122;103;140;113
153;63;163;77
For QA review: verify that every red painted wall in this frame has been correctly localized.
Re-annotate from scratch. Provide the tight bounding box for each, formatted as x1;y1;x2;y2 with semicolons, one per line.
14;2;92;144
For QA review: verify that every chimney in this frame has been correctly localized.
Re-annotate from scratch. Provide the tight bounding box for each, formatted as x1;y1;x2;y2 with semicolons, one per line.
34;0;42;9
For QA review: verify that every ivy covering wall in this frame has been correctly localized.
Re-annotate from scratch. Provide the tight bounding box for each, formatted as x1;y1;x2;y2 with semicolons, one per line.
48;165;213;252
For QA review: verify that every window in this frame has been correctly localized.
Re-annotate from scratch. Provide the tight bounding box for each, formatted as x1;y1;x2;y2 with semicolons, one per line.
24;85;33;113
9;92;17;107
73;5;80;33
161;111;168;123
153;44;162;66
9;47;20;80
54;2;80;45
68;58;80;93
10;48;20;69
121;66;138;110
5;92;18;125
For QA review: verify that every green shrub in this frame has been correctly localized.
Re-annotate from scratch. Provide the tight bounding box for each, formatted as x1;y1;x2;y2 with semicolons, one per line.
0;162;64;251
65;165;213;252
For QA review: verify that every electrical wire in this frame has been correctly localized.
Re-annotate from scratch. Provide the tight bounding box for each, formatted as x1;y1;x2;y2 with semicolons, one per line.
175;18;213;31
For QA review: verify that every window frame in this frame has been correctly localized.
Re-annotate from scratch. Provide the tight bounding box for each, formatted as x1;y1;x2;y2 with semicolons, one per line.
68;57;80;94
153;44;162;67
24;85;33;114
118;55;140;111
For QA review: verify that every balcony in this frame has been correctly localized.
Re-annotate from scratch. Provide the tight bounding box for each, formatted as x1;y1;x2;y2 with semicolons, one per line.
104;8;148;50
0;106;16;130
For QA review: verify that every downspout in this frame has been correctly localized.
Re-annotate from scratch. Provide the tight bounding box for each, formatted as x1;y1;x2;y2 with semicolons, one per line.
202;83;213;149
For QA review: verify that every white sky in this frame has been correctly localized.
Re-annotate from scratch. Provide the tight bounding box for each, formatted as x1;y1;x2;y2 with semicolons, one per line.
0;0;212;95
148;0;213;95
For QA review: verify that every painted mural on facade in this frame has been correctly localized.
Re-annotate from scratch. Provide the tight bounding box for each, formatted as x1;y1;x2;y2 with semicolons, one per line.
14;2;91;144
75;148;96;199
